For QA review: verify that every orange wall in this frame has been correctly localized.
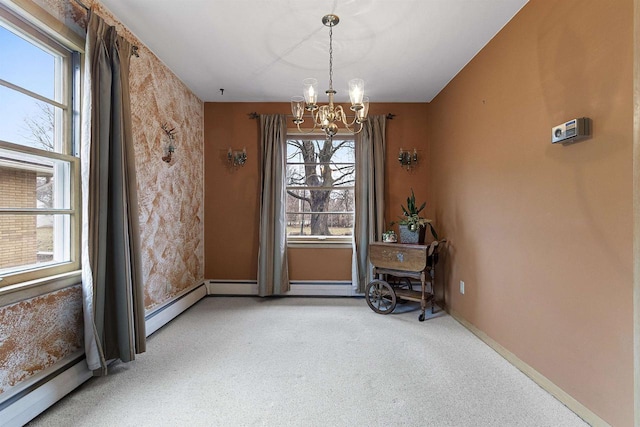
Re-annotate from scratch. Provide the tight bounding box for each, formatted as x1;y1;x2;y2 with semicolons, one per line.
428;0;633;425
204;102;431;280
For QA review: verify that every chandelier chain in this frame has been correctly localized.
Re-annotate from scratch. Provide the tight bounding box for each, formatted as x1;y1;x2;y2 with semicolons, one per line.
328;24;333;91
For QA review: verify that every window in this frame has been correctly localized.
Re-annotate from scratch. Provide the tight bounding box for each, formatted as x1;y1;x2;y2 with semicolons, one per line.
0;5;80;288
286;134;355;243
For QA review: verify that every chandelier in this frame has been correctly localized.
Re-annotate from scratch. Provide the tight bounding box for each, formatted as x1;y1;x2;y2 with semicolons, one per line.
290;14;369;138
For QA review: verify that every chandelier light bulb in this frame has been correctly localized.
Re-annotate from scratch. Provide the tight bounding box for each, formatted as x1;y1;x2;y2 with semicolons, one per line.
303;78;318;108
357;96;370;122
348;78;365;107
291;96;305;123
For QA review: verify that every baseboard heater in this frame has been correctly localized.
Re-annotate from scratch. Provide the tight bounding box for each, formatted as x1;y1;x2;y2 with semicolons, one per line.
0;283;207;427
206;280;359;296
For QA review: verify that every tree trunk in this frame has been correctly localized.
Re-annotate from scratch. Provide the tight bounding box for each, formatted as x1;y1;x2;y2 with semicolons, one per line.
301;140;335;236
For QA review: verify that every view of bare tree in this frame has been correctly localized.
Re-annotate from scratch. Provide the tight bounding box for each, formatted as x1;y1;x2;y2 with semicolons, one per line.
21;102;55;209
22;102;55;151
286;138;355;236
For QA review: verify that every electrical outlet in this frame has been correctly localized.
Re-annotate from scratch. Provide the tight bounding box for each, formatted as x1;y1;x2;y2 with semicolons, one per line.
459;280;465;295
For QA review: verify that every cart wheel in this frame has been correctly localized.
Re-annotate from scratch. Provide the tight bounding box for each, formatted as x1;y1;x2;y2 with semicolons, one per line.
398;277;412;290
365;280;397;314
418;313;425;322
395;277;412;304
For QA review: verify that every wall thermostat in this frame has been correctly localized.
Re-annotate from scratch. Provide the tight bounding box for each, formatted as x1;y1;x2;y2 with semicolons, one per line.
552;118;591;144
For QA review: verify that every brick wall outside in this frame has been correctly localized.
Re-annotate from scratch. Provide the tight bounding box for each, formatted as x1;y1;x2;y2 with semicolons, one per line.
0;167;37;269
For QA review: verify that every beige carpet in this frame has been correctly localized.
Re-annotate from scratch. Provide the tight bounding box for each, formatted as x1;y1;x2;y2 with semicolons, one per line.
28;297;587;426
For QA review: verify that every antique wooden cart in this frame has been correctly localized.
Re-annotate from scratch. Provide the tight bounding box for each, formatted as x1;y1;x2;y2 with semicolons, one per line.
365;240;445;321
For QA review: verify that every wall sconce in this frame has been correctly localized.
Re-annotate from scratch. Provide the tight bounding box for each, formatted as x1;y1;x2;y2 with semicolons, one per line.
161;123;177;163
398;148;418;170
228;147;247;167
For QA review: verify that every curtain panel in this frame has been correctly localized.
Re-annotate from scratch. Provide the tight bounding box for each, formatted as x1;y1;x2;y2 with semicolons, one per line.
257;114;290;296
352;115;386;293
81;11;146;374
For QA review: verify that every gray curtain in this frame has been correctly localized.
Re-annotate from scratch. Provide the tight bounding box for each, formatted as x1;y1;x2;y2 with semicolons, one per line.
257;114;290;296
80;11;146;374
352;115;386;293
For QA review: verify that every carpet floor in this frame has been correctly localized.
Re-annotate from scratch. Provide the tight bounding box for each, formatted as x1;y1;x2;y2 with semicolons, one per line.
28;297;587;426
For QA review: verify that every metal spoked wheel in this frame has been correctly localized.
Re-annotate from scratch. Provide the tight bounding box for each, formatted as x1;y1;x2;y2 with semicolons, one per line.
365;280;397;315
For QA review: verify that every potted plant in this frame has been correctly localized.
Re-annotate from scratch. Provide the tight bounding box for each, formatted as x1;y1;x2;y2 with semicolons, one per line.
382;230;397;243
392;189;438;244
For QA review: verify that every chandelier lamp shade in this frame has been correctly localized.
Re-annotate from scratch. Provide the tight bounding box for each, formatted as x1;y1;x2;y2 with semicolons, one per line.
291;14;369;138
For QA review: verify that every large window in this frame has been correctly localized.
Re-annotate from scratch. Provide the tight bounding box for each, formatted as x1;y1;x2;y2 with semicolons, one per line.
286;135;355;242
0;5;80;288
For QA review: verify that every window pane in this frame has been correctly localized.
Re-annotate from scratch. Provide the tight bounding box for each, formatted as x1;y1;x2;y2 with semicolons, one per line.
0;5;78;287
0;86;61;150
286;189;355;212
286;138;355;188
0;213;71;273
0;24;56;99
286;137;355;239
0;148;70;209
287;213;354;237
286;188;354;237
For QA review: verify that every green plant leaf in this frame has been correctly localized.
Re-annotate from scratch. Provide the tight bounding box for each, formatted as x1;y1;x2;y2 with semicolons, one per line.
428;223;438;240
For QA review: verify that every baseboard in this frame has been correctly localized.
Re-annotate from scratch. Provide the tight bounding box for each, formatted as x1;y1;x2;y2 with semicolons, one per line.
449;309;609;427
0;352;91;427
145;283;207;336
206;280;359;296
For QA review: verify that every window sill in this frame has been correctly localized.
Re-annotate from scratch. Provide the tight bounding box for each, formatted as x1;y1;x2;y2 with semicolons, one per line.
0;270;82;307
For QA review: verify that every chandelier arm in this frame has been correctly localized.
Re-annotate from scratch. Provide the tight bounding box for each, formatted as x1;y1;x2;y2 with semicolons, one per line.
341;113;361;127
311;108;322;128
296;119;319;135
334;104;344;122
342;120;364;134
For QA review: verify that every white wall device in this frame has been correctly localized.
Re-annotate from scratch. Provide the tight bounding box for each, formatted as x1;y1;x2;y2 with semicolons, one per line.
551;118;591;144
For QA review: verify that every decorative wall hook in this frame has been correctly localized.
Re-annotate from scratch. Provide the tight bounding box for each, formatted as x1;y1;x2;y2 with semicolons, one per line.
161;123;177;163
398;148;418;170
228;147;247;167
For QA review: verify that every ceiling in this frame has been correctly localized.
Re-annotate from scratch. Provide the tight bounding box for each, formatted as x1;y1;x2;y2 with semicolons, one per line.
99;0;528;103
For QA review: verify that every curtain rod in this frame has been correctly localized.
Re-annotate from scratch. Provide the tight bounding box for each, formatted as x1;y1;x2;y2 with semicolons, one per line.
71;0;140;57
248;112;396;120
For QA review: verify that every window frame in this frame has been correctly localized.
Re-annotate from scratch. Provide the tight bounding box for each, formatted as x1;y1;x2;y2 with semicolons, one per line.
285;131;356;246
0;4;82;289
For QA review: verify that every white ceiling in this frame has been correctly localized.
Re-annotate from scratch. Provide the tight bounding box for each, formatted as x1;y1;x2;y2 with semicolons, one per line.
99;0;528;103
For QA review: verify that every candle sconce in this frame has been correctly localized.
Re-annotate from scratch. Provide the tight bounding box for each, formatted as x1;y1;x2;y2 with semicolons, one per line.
398;148;418;170
228;147;247;167
161;123;177;163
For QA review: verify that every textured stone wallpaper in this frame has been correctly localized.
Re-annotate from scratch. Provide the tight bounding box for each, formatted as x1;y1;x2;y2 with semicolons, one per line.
130;47;205;309
0;0;204;396
0;286;82;394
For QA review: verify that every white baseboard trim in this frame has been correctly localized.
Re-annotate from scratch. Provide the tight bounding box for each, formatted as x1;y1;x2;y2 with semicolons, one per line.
145;283;207;336
0;282;207;426
206;280;360;296
449;309;609;427
0;352;91;427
